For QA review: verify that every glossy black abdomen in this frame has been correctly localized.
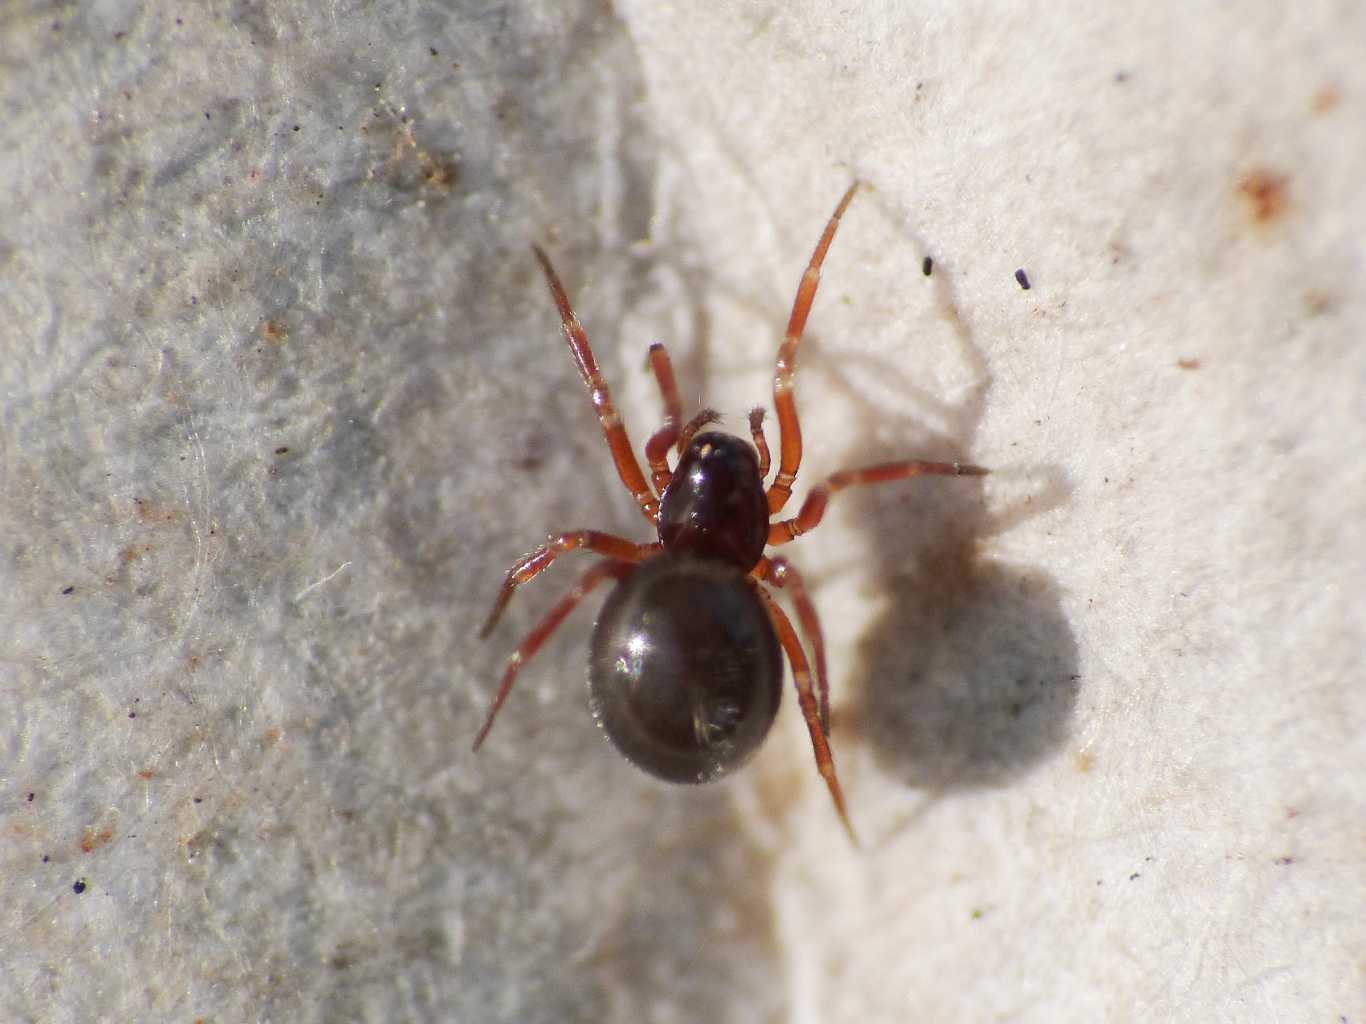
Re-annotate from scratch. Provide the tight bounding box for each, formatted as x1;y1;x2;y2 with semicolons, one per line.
589;556;782;783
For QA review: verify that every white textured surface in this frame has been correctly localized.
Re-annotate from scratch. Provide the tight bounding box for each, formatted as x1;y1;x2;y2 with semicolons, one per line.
2;2;1363;1022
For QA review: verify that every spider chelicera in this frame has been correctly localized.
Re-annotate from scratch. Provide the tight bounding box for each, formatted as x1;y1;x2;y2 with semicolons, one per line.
473;183;987;840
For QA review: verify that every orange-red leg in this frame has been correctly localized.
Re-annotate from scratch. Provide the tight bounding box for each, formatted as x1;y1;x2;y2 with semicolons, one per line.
473;559;636;751
533;245;658;524
752;581;857;845
768;459;988;546
749;408;771;482
755;555;830;735
644;343;684;495
767;182;861;515
479;531;659;638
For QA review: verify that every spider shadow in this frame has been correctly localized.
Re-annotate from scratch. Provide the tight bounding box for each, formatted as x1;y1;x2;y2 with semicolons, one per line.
843;465;1077;794
803;199;1079;795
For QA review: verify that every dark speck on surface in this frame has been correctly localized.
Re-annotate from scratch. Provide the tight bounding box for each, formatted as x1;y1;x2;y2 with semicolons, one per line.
1015;268;1031;290
73;879;87;894
922;255;933;276
61;585;74;594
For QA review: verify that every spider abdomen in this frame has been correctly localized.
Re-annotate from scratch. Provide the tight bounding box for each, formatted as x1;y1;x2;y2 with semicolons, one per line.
589;556;782;784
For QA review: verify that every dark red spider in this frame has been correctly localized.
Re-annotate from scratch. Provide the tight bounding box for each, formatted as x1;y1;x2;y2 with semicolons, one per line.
473;183;987;840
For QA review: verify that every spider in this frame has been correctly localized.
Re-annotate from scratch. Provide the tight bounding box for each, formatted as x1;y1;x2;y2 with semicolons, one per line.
473;183;987;840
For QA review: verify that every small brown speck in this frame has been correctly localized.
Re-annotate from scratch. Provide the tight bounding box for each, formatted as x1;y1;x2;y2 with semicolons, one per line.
118;543;151;566
1177;357;1202;370
1302;290;1338;316
80;826;114;854
274;446;290;455
1237;169;1289;224
1311;83;1341;114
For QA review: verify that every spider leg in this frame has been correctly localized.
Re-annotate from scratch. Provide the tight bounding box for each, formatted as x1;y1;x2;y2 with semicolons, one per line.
473;559;636;751
752;580;858;845
644;343;684;495
754;555;830;736
479;531;659;638
749;408;771;482
532;245;658;524
767;182;861;515
768;459;988;546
